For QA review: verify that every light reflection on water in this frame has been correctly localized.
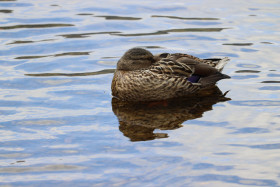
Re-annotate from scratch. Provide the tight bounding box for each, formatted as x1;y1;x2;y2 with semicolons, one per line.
0;0;280;186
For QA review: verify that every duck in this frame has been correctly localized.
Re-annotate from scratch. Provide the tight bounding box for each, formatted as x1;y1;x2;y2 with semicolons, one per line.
111;47;230;102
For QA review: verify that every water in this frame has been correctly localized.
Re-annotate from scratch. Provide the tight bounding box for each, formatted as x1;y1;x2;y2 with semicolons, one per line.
0;0;280;186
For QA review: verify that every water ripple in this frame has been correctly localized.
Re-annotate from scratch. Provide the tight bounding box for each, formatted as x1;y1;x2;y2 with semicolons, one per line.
7;39;55;45
223;43;253;46
25;69;115;77
95;15;141;20
261;81;280;83
0;165;85;173
15;51;92;59
0;2;32;7
151;15;220;20
194;174;277;186
112;27;228;36
0;9;12;13
0;23;74;30
229;100;280;106
1;0;280;186
235;70;261;73
59;31;121;38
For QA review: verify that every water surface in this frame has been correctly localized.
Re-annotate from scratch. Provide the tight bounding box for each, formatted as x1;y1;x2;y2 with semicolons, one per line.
1;0;280;186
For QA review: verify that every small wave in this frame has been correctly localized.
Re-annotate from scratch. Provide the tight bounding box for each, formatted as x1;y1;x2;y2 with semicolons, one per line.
0;23;74;30
59;31;121;38
223;43;253;46
7;39;55;45
0;9;12;13
235;70;261;73
25;69;115;77
76;13;94;16
15;51;91;59
261;81;280;83
112;27;228;36
230;100;280;106
95;15;141;20
152;15;219;20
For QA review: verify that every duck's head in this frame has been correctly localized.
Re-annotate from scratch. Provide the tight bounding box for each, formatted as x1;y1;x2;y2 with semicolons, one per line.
117;48;155;71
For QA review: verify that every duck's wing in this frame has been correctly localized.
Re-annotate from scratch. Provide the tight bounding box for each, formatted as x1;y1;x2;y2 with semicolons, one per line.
172;53;209;63
171;53;230;77
172;53;230;70
149;57;195;78
147;53;230;88
175;54;230;86
149;53;224;82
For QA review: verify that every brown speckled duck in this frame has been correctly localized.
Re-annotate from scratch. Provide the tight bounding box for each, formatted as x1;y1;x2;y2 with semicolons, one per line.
111;48;230;102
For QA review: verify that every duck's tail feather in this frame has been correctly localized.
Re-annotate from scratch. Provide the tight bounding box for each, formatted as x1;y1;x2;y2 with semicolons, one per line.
215;57;230;72
199;72;230;87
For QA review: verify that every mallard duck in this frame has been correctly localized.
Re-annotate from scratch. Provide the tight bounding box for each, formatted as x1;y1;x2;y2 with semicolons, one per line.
111;48;230;102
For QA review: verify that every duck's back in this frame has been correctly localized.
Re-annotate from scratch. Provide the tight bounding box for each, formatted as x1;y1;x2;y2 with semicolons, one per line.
111;69;201;102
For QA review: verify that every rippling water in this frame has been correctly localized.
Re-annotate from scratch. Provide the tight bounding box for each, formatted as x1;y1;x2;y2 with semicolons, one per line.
1;0;280;186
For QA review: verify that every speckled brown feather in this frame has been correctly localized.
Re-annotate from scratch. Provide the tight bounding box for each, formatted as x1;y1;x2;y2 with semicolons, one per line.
112;69;201;101
111;48;230;102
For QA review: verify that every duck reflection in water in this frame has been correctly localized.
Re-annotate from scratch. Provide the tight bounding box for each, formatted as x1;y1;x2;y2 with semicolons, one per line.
112;86;230;141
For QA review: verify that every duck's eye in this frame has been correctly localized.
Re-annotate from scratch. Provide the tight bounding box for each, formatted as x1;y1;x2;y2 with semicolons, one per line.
159;53;169;58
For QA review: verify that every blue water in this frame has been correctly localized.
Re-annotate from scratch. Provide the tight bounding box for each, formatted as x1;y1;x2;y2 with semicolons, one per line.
1;0;280;186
